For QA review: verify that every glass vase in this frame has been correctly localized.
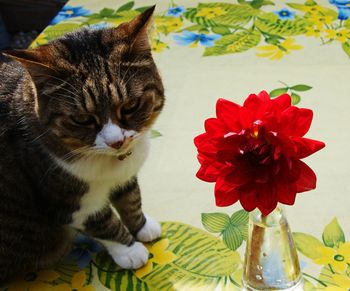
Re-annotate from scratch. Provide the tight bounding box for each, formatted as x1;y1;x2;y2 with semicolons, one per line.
242;206;303;290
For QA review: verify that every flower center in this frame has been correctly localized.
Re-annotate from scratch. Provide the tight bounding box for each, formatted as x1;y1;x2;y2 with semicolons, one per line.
334;254;344;261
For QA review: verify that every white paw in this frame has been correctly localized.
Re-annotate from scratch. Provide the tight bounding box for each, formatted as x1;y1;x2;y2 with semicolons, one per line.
108;241;149;269
136;215;162;242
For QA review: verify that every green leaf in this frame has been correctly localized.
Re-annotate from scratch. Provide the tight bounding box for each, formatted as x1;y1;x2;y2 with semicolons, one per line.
305;0;317;5
116;1;135;12
237;224;248;241
97;222;242;290
204;30;261;56
250;0;265;9
230;209;249;225
262;0;275;6
181;24;206;32
342;42;350;58
99;8;115;17
287;3;337;18
135;6;152;13
270;87;288;97
116;10;140;18
43;23;81;40
183;8;217;27
345;19;350;29
208;3;260;27
150;130;162;139
291;92;301;105
286;3;308;11
290;84;312;91
293;232;324;260
223;224;244;251
202;212;230;233
255;14;308;36
322;217;345;248
212;26;231;35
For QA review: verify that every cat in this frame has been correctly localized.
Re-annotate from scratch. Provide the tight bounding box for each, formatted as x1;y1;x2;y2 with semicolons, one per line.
0;6;164;282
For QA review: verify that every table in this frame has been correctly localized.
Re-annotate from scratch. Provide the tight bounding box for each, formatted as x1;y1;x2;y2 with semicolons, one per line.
2;0;350;290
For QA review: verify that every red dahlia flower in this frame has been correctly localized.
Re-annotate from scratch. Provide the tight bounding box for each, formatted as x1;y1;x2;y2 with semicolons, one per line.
194;91;325;216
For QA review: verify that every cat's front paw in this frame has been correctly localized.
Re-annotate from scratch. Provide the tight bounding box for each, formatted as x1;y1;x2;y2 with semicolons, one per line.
136;215;161;242
108;241;149;269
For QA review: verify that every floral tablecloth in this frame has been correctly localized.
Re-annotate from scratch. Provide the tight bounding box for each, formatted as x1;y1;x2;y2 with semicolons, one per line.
2;0;350;290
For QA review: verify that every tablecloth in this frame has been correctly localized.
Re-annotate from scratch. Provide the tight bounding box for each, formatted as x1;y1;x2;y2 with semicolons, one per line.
1;0;350;290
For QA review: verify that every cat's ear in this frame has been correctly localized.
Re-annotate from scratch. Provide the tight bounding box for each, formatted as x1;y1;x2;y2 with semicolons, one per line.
120;5;156;53
3;47;58;85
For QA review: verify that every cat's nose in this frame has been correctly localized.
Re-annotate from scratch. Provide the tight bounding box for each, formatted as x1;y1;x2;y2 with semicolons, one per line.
109;140;124;150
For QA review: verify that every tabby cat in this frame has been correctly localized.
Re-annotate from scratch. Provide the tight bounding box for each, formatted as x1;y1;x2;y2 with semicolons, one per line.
0;6;165;282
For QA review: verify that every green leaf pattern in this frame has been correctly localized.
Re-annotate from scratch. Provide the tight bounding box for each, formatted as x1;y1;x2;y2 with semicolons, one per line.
30;0;350;59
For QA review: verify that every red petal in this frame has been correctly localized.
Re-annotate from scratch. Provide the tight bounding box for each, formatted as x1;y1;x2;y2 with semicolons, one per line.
194;133;208;148
243;94;262;115
295;160;317;192
224;167;252;186
239;107;254;128
291;137;325;159
196;162;221;182
257;184;277;216
280;107;313;137
257;90;271;102
216;98;240;119
274;179;297;205
272;93;291;111
295;109;313;136
215;177;240;206
239;184;257;212
204;118;226;135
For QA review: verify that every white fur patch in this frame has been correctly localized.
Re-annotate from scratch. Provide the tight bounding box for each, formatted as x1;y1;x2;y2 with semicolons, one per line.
101;240;149;269
95;119;137;148
56;134;150;229
136;215;162;242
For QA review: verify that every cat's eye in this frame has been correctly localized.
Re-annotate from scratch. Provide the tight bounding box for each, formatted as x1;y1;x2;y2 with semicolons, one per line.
71;114;96;126
121;99;141;115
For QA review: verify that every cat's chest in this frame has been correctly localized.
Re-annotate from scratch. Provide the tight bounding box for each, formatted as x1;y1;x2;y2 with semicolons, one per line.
57;138;150;228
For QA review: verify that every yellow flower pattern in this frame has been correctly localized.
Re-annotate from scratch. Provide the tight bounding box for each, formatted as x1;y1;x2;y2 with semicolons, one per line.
154;17;183;34
51;271;95;291
134;239;177;278
196;7;226;19
151;40;168;52
325;29;350;42
314;242;350;273
301;4;328;14
306;26;323;38
256;38;303;60
308;14;334;28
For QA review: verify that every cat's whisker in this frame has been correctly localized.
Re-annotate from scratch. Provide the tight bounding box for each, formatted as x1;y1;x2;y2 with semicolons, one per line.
29;129;50;144
37;74;81;95
48;94;78;107
40;146;91;183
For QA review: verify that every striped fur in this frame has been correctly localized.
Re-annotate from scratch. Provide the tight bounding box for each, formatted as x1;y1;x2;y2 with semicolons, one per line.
0;6;164;282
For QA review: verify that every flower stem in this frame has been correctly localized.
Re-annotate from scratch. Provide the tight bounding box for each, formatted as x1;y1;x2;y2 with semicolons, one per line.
302;272;327;287
278;80;289;88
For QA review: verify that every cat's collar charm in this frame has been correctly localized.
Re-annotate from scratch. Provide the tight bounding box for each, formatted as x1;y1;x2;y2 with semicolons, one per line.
117;151;132;161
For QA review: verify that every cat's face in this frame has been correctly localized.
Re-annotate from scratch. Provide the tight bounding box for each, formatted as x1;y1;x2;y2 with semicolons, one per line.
7;7;164;158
